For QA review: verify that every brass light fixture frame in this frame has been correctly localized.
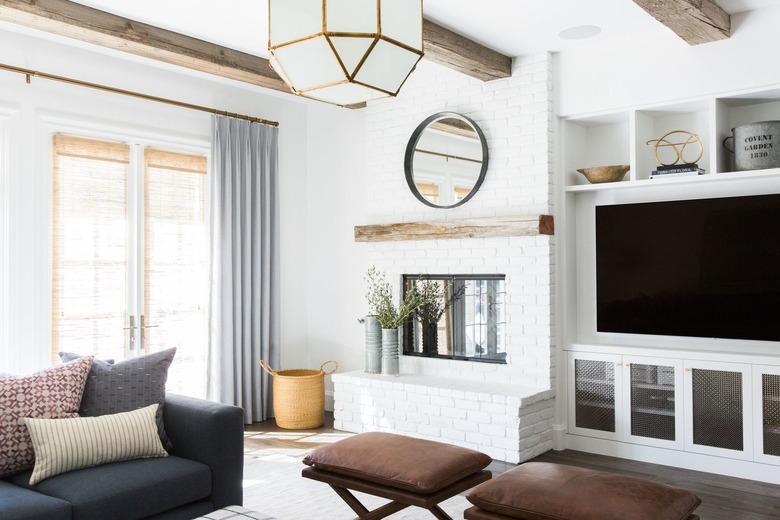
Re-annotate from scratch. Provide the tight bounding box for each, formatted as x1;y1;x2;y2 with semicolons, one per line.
268;0;424;104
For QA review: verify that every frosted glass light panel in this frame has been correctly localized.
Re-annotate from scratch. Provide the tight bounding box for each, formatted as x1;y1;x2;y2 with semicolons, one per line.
268;0;423;105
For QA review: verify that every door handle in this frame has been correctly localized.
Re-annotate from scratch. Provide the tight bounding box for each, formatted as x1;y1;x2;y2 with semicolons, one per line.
122;315;136;344
140;315;159;344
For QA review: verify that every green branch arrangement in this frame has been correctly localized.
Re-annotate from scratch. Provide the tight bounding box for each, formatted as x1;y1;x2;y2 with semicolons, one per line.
365;267;421;329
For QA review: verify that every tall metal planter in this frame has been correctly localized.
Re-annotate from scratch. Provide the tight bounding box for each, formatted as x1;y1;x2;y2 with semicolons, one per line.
364;315;382;374
381;327;400;376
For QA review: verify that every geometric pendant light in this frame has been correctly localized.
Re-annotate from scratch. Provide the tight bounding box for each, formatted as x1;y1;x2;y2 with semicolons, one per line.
268;0;424;106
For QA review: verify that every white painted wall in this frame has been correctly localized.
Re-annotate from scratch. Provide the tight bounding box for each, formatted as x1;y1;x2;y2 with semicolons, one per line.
303;101;367;389
557;7;780;117
0;25;363;378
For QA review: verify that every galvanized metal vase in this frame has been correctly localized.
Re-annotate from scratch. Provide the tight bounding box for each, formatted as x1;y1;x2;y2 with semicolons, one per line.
381;327;400;376
364;315;382;374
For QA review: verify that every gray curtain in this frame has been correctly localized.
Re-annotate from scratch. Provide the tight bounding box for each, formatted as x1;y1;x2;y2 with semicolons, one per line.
208;115;280;424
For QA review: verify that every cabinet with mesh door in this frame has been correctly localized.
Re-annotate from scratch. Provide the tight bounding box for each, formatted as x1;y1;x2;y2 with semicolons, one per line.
683;360;752;461
568;352;683;449
568;353;622;440
626;357;684;449
754;365;780;466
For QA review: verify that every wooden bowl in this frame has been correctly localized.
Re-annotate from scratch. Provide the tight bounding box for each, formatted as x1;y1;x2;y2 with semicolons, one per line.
577;164;630;184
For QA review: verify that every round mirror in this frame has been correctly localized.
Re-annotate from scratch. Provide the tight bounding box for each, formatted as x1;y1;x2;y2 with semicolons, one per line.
404;112;489;209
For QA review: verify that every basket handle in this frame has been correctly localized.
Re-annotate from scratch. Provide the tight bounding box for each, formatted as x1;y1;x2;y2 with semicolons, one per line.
259;359;277;376
320;360;338;375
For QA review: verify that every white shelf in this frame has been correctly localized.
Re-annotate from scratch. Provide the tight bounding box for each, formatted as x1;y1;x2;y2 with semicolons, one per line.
565;167;780;192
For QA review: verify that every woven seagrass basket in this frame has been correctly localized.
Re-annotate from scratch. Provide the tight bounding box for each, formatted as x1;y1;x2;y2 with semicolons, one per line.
259;359;338;429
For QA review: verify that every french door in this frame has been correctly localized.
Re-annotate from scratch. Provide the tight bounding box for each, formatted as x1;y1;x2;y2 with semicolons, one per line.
51;133;209;397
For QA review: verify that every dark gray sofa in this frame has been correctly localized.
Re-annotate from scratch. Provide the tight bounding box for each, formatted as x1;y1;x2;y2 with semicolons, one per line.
0;394;244;520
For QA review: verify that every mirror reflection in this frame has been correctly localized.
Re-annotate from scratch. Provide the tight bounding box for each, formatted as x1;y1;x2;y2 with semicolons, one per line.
402;274;506;364
404;112;488;209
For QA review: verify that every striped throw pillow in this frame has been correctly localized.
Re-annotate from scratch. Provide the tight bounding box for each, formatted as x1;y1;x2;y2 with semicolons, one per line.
22;403;167;485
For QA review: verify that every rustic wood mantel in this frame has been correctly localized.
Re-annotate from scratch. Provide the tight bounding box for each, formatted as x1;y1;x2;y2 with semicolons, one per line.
354;215;554;242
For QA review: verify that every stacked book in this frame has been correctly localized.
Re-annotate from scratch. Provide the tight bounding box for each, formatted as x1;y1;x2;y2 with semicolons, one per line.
650;163;705;179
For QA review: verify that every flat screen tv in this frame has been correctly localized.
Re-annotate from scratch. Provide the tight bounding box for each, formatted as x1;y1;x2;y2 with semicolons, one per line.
596;193;780;342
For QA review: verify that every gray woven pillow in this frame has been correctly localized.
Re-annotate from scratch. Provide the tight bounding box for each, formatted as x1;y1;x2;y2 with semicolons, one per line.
59;348;176;450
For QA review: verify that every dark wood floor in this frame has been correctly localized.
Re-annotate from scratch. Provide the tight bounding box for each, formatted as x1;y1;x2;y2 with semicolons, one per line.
246;413;780;520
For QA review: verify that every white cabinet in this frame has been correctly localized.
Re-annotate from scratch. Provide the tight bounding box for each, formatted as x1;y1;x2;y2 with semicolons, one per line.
683;360;753;461
625;356;684;449
568;349;780;467
754;364;780;466
568;352;684;449
568;352;621;440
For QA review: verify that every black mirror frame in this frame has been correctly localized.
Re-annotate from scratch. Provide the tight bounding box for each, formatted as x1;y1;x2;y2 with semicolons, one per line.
403;112;489;209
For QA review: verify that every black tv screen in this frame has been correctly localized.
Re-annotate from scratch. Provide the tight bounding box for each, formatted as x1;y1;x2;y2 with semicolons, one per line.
596;193;780;342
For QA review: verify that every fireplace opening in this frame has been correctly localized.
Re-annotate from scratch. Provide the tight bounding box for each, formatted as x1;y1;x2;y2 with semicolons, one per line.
402;274;506;363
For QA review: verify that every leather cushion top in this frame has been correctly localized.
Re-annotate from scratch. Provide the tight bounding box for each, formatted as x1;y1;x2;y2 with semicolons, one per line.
302;432;491;494
466;462;701;520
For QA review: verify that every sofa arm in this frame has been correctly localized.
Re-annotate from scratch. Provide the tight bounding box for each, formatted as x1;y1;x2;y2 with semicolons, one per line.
163;393;244;509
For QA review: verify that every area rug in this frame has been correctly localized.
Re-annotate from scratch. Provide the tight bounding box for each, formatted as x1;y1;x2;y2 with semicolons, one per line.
242;452;471;519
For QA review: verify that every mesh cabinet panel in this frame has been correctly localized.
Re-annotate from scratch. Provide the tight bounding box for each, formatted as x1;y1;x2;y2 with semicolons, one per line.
692;368;743;451
574;359;615;432
763;374;780;457
630;364;675;441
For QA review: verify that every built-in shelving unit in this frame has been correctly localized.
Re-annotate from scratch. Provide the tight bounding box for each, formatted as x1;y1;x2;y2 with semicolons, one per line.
559;84;780;484
562;87;780;191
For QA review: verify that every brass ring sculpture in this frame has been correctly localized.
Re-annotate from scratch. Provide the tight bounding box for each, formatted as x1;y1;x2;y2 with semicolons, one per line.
646;130;703;166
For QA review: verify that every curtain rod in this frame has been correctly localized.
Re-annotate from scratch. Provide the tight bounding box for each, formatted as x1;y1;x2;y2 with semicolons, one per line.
0;62;279;128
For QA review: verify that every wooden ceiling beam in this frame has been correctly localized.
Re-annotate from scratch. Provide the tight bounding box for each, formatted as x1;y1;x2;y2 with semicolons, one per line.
0;0;290;93
423;20;512;81
633;0;730;45
0;0;513;103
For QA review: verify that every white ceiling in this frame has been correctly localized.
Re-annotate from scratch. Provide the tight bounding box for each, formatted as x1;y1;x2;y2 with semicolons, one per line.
70;0;779;58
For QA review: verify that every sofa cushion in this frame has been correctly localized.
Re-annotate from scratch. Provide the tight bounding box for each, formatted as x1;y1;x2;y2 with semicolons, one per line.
0;356;93;478
23;403;167;484
60;348;176;450
11;456;211;520
0;479;72;520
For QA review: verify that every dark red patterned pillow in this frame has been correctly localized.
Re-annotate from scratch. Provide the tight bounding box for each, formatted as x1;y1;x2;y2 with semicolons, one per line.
0;356;93;477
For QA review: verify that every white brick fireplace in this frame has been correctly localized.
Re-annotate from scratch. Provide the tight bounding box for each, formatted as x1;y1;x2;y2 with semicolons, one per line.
334;54;557;463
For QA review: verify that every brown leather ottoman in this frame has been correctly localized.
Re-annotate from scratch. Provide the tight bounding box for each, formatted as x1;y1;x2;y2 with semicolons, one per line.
464;462;701;520
302;432;492;519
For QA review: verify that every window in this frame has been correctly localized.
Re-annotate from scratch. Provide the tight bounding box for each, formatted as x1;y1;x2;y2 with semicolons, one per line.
52;135;130;363
52;134;209;397
402;274;506;363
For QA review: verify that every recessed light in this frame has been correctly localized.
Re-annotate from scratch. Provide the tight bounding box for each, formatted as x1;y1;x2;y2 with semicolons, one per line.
558;25;602;40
